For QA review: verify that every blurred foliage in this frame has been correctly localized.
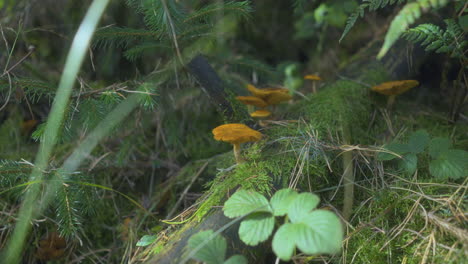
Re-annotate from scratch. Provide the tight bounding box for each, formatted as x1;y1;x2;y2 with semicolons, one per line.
0;0;467;263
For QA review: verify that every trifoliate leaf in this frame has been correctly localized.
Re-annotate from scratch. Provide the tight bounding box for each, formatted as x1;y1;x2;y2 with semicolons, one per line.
429;150;468;180
398;153;418;175
408;130;430;154
187;230;226;264
270;188;299;216
238;212;275;246
224;255;248;264
288;193;320;222
136;235;157;247
223;189;272;218
377;143;411;161
272;223;298;261
428;137;452;158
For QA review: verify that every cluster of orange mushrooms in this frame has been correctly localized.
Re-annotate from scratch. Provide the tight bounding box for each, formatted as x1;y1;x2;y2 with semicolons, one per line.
212;79;419;164
212;84;293;164
236;84;293;123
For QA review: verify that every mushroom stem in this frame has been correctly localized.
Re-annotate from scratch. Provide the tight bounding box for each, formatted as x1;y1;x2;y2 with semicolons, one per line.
233;143;242;164
387;95;396;108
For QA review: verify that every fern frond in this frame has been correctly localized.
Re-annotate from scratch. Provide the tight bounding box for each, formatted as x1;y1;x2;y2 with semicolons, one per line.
368;0;406;11
55;178;80;238
340;0;407;42
184;1;252;23
340;4;369;43
0;160;32;190
403;19;467;59
123;42;171;61
377;0;450;59
94;27;160;49
0;77;56;103
141;0;186;34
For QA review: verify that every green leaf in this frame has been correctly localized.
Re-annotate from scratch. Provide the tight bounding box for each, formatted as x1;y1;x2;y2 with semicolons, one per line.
428;137;452;158
187;230;226;264
272;210;343;261
287;193;320;222
408;130;430;153
270;189;299;216
298;210;343;254
238;212;275;246
272;223;298;261
224;255;248;264
223;189;272;218
377;143;411;161
429;150;468;180
136;235;158;247
398;153;418;175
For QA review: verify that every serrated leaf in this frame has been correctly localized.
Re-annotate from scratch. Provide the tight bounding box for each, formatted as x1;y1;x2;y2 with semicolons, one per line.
238;212;275;246
224;255;248;264
398;153;418;175
429;150;468;180
272;223;298;261
187;230;226;264
223;189;272;218
428;137;452;158
288;193;320;222
408;130;430;153
136;235;158;247
377;143;411;161
298;210;343;254
272;210;343;261
270;189;299;216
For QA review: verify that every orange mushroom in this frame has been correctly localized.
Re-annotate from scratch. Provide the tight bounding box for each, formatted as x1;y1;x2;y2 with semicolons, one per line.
304;74;322;94
371;80;419;107
246;84;292;105
304;74;321;81
212;124;263;164
250;109;272;127
235;96;268;108
250;109;271;118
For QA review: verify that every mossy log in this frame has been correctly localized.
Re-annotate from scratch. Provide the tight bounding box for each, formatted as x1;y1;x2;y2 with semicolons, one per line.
145;40;433;263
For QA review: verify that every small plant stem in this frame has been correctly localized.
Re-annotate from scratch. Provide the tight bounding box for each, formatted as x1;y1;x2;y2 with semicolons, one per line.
387;95;396;108
342;150;354;221
233;143;242;164
341;123;354;221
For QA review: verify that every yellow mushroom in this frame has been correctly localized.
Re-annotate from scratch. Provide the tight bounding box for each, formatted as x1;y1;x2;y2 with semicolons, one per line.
235;96;268;109
212;124;263;164
304;74;322;94
371;80;419;107
246;84;292;105
250;109;272;127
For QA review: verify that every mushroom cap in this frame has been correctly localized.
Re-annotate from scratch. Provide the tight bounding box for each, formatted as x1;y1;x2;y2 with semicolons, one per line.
304;74;322;81
246;84;289;98
236;96;268;108
371;80;419;96
264;91;292;105
212;124;263;144
246;84;292;105
250;109;272;118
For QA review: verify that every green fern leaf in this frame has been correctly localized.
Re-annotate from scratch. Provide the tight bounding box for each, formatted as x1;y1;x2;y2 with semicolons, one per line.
402;19;466;59
185;1;252;23
377;0;450;59
340;4;369;43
